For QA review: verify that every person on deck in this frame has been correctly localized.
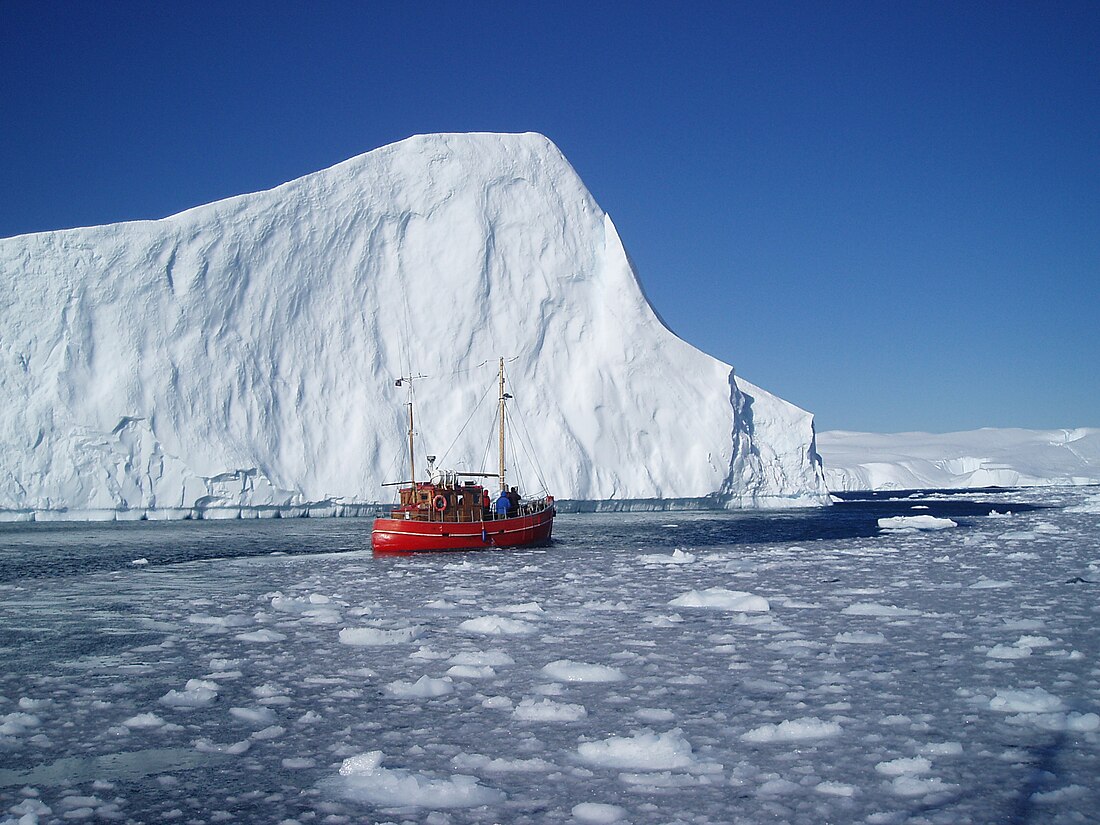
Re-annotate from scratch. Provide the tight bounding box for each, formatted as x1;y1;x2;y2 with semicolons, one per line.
495;490;511;519
507;487;520;517
481;489;492;520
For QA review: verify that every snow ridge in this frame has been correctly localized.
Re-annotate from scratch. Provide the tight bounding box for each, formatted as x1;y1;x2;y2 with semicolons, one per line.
0;132;828;518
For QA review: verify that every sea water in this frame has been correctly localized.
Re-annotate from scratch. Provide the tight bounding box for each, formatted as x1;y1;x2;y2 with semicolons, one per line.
1;488;1097;823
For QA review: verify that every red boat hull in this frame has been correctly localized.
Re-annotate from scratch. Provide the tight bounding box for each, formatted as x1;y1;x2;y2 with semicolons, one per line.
371;506;555;554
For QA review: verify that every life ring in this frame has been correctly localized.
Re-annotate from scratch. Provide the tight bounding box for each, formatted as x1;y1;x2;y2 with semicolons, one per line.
433;494;447;511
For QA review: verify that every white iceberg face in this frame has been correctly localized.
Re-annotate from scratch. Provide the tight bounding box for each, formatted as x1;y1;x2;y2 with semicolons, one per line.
0;132;828;518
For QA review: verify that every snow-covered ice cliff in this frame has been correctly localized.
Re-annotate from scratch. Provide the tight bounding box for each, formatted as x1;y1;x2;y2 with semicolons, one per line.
0;132;828;520
818;427;1100;491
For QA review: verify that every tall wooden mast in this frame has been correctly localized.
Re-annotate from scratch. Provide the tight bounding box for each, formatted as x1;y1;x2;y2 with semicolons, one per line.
497;357;506;493
407;399;416;490
395;372;424;489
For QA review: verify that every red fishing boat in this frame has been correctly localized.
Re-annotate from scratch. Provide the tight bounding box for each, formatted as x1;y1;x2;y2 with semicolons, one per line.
372;358;555;554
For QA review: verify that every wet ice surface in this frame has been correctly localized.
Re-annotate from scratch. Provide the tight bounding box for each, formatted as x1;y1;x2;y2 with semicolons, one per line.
1;488;1099;824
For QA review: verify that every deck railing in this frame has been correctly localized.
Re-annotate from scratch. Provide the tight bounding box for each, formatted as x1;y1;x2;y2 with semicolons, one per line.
389;496;553;523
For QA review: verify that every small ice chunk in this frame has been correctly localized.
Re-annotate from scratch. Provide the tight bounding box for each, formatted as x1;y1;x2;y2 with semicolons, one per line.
639;549;696;565
452;753;555;773
445;664;496;679
835;631;886;644
0;712;41;735
987;644;1032;659
330;750;505;808
875;756;932;776
159;680;218;708
878;516;957;531
920;741;963;756
385;675;454;698
990;687;1065;713
634;708;675;723
668;588;769;612
741;717;841;743
499;601;543;613
194;737;251;755
841;602;921;617
969;578;1011;589
458;615;537;635
122;712;166;729
572;802;627;822
235;629;287;643
512;698;588;722
815;781;856;797
131;558;149;565
889;775;957;797
541;660;625;683
577;729;696;770
448;650;515;667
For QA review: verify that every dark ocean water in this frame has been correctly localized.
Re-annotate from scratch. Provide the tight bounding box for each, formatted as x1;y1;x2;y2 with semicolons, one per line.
0;490;1043;585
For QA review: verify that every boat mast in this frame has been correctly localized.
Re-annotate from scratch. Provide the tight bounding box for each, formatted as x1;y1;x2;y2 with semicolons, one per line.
498;357;506;493
407;399;416;491
395;373;425;490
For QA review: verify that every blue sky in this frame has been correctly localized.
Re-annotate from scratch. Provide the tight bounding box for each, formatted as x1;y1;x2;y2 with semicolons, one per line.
3;2;1097;432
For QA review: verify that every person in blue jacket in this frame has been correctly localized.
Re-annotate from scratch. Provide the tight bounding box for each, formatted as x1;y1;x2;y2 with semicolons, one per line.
495;490;511;518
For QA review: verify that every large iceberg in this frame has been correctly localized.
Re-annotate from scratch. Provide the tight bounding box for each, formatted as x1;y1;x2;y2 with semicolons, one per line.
818;428;1100;491
0;132;828;519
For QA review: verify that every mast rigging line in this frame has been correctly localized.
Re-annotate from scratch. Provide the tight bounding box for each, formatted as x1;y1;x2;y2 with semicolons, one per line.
435;378;497;470
501;362;551;494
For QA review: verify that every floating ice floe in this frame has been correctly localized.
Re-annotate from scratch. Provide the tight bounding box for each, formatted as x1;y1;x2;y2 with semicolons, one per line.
1066;493;1100;514
498;601;544;613
878;516;958;532
577;729;697;770
638;549;697;565
385;675;454;698
451;753;556;773
815;781;857;797
888;775;958;798
235;629;287;643
540;660;625;683
121;713;166;729
159;679;219;708
448;650;515;667
329;750;505;808
987;643;1032;659
445;664;496;679
875;756;932;776
989;687;1065;713
741;717;842;743
572;801;628;822
834;631;887;644
458;615;537;635
841;602;921;618
668;587;770;612
0;712;41;735
512;697;588;722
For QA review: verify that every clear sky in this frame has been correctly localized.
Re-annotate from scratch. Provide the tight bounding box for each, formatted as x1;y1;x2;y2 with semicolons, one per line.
3;1;1097;433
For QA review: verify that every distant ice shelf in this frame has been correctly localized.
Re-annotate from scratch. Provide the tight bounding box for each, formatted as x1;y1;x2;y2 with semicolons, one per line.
817;427;1100;491
0;132;829;520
